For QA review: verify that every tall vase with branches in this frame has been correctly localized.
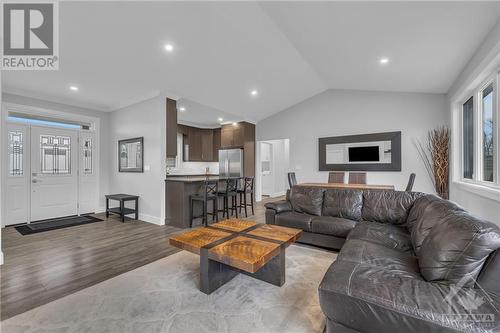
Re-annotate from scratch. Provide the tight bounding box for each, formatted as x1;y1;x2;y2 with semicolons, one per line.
416;126;450;199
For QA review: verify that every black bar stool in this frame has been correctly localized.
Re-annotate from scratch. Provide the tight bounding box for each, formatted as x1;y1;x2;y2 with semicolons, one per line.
237;177;254;217
217;178;239;219
190;180;219;227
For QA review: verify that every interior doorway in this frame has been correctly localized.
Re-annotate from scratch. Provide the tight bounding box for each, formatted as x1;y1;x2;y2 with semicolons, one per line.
255;139;290;202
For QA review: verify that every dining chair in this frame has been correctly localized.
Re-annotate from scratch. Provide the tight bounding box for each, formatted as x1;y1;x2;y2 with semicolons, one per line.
328;172;345;184
287;172;297;188
405;173;416;192
348;172;367;185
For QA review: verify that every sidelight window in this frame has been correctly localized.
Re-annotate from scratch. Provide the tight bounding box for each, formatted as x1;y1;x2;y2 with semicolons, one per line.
83;139;93;174
8;131;23;176
40;135;72;174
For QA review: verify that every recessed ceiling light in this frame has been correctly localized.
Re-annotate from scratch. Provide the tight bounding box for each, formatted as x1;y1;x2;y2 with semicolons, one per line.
218;117;224;122
164;44;174;52
69;86;79;91
250;90;258;96
379;57;389;64
179;107;185;112
232;122;238;126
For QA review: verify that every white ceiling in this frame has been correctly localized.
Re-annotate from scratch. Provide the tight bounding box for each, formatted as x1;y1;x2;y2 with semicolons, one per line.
3;2;500;123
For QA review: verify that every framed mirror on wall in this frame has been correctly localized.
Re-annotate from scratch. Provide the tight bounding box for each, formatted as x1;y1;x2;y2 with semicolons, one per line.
118;137;144;172
319;131;401;171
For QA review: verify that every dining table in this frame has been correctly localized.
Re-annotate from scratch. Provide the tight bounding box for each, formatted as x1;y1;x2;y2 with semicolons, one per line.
296;183;395;191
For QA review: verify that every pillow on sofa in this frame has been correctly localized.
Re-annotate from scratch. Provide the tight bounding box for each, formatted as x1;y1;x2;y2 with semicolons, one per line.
323;189;363;221
409;195;464;255
362;191;423;225
289;187;324;216
419;211;500;287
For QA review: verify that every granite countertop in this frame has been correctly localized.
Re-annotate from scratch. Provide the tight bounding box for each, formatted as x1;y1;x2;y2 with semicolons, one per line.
165;176;221;183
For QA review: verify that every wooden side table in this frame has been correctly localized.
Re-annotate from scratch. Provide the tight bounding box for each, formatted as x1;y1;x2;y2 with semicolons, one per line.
105;194;139;222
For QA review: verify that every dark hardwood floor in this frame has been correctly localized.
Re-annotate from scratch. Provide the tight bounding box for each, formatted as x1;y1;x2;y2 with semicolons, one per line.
0;196;280;320
0;213;182;320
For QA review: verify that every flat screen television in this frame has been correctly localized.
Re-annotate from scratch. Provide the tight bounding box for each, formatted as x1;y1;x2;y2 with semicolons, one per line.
348;146;380;162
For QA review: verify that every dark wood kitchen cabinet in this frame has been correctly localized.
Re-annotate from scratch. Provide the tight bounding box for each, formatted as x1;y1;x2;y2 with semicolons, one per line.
166;98;177;158
179;125;219;162
213;128;221;162
188;127;203;161
220;122;254;148
201;129;213;161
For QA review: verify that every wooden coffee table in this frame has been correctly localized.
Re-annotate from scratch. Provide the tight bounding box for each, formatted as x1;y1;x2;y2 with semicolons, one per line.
169;219;302;294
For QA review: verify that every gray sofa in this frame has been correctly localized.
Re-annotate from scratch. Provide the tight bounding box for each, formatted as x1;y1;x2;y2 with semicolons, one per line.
265;186;500;333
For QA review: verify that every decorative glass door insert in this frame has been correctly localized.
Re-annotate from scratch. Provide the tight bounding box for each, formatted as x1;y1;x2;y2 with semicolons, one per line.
40;135;71;174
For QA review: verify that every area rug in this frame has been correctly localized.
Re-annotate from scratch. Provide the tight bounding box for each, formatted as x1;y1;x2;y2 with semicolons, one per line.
0;244;336;333
14;216;104;235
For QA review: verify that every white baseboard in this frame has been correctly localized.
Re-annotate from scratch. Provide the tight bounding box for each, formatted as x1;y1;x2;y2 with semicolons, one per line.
139;213;164;225
95;207;163;225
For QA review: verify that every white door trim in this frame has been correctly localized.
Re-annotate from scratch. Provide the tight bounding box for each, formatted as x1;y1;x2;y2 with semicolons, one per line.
1;102;101;227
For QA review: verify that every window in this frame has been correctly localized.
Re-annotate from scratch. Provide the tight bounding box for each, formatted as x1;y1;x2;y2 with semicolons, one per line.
9;131;23;176
83;139;93;174
462;97;474;179
481;84;494;182
8;115;84;129
40;135;71;174
458;70;499;192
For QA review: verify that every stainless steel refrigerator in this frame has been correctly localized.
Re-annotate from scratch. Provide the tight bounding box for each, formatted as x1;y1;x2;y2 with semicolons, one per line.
219;149;244;178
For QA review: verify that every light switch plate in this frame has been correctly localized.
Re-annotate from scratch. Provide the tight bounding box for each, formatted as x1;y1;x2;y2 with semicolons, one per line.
144;165;151;171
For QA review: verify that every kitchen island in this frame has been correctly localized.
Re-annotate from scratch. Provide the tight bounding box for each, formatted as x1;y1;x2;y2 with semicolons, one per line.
165;176;222;228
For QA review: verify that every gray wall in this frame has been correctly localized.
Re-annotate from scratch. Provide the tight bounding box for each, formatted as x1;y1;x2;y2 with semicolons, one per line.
447;20;500;223
108;96;166;224
256;89;448;194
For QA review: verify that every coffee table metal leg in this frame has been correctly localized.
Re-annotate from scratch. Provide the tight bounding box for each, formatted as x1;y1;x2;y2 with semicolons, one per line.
242;249;285;287
200;250;239;294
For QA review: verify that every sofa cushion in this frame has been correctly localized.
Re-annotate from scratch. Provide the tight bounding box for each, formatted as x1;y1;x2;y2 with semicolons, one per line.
289;187;324;216
477;250;500;297
361;190;423;225
264;200;292;213
337;238;419;276
275;211;314;232
319;259;500;333
348;221;412;251
406;194;442;232
322;189;363;221
408;195;464;255
419;211;500;287
311;216;356;238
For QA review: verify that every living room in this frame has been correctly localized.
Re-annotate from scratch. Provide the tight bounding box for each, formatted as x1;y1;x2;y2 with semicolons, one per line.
1;1;500;333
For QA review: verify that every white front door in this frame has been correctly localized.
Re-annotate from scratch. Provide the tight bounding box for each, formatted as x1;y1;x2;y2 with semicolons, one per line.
30;126;78;221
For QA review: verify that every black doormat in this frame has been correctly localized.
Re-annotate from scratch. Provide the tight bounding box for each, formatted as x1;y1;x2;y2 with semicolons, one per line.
15;216;104;235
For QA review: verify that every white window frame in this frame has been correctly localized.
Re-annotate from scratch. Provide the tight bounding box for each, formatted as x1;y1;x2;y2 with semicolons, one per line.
457;70;500;198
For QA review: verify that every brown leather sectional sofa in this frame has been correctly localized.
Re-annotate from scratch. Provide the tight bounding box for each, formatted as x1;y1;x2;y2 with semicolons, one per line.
265;186;500;333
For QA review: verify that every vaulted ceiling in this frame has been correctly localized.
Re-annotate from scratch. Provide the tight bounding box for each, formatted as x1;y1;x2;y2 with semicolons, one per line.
3;1;500;122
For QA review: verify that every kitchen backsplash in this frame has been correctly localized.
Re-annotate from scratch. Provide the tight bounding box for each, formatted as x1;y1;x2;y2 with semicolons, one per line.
168;161;219;175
